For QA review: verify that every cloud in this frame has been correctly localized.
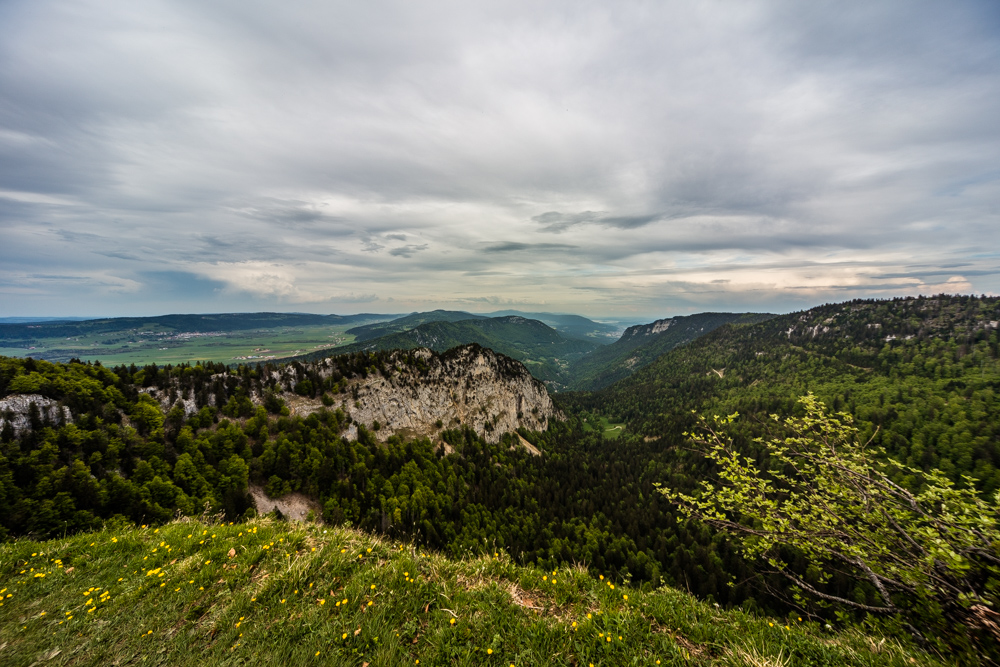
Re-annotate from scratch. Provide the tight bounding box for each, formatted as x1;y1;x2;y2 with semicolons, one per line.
481;242;578;253
388;244;428;257
1;1;999;317
532;211;661;233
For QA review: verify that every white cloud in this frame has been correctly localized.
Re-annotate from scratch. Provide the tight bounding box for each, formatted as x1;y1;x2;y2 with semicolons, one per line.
1;0;998;317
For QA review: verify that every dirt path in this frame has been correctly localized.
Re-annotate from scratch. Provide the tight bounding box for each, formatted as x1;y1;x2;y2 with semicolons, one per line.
248;484;321;522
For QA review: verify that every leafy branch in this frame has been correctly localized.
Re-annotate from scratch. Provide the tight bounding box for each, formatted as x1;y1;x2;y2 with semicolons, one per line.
657;394;1000;654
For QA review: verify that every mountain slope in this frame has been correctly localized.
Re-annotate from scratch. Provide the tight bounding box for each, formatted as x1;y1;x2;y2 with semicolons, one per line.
346;309;487;343
136;344;560;444
565;312;774;391
484;310;621;343
0;519;936;666
568;294;1000;492
303;316;598;384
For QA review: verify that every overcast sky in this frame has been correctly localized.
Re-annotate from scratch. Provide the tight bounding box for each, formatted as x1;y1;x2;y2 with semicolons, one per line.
2;0;999;320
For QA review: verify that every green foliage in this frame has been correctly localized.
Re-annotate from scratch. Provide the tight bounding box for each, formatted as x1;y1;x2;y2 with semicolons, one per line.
301;315;598;384
567;312;774;391
661;394;1000;659
3;295;1000;659
0;519;941;666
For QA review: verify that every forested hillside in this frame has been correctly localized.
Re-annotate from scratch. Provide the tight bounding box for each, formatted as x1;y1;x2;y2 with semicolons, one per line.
483;310;621;342
299;316;598;385
1;294;999;661
345;309;487;342
565;312;774;391
567;294;1000;493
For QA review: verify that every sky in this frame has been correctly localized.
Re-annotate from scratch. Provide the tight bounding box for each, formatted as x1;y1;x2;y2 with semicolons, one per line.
2;0;999;320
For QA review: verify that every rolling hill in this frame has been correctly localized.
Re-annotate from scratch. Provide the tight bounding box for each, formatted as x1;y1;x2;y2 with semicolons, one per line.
301;315;599;385
345;309;488;343
564;312;775;391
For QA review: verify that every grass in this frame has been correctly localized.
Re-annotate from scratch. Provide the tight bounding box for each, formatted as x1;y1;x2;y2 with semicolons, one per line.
0;519;942;666
582;417;626;441
0;325;360;366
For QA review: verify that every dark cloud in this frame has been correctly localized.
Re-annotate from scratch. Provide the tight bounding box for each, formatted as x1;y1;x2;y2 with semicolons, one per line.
388;244;428;257
532;211;675;233
1;1;998;317
481;242;578;253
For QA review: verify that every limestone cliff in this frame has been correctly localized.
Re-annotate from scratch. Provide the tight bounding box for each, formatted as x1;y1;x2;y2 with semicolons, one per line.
0;394;72;435
299;345;561;444
123;343;562;446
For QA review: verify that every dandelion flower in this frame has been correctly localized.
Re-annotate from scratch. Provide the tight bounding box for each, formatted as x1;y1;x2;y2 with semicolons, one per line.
487;649;493;655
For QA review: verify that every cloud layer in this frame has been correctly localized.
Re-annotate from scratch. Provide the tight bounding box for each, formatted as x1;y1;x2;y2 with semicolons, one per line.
2;0;999;318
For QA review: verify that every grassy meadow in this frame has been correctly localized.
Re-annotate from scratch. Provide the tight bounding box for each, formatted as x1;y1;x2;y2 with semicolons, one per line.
0;518;939;666
0;324;360;366
581;416;627;441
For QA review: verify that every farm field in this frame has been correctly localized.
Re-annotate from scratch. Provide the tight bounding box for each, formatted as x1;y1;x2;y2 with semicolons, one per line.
581;415;626;440
0;318;391;366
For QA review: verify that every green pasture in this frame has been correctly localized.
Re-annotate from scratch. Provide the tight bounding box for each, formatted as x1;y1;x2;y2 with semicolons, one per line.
581;416;626;440
0;518;938;666
0;325;359;366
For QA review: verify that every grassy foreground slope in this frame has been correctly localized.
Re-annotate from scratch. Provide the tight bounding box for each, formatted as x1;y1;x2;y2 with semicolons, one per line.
0;519;935;667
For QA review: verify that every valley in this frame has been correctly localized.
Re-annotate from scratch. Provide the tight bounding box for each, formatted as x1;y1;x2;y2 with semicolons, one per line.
1;294;999;663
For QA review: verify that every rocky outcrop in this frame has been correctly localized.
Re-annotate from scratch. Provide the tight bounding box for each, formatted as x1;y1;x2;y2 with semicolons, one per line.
328;345;560;444
0;394;72;435
115;344;562;446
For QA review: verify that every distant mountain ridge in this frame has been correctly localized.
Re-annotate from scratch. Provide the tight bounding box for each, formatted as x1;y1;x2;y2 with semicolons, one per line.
346;310;488;343
0;312;397;340
298;315;598;384
348;309;618;345
564;311;775;391
482;310;620;342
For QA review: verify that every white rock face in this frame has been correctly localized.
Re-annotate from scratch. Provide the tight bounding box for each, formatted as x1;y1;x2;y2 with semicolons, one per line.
0;394;72;435
138;387;199;417
650;318;674;335
334;346;560;444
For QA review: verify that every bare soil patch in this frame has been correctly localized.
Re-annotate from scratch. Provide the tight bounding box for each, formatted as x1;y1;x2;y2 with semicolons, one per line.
248;484;321;522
